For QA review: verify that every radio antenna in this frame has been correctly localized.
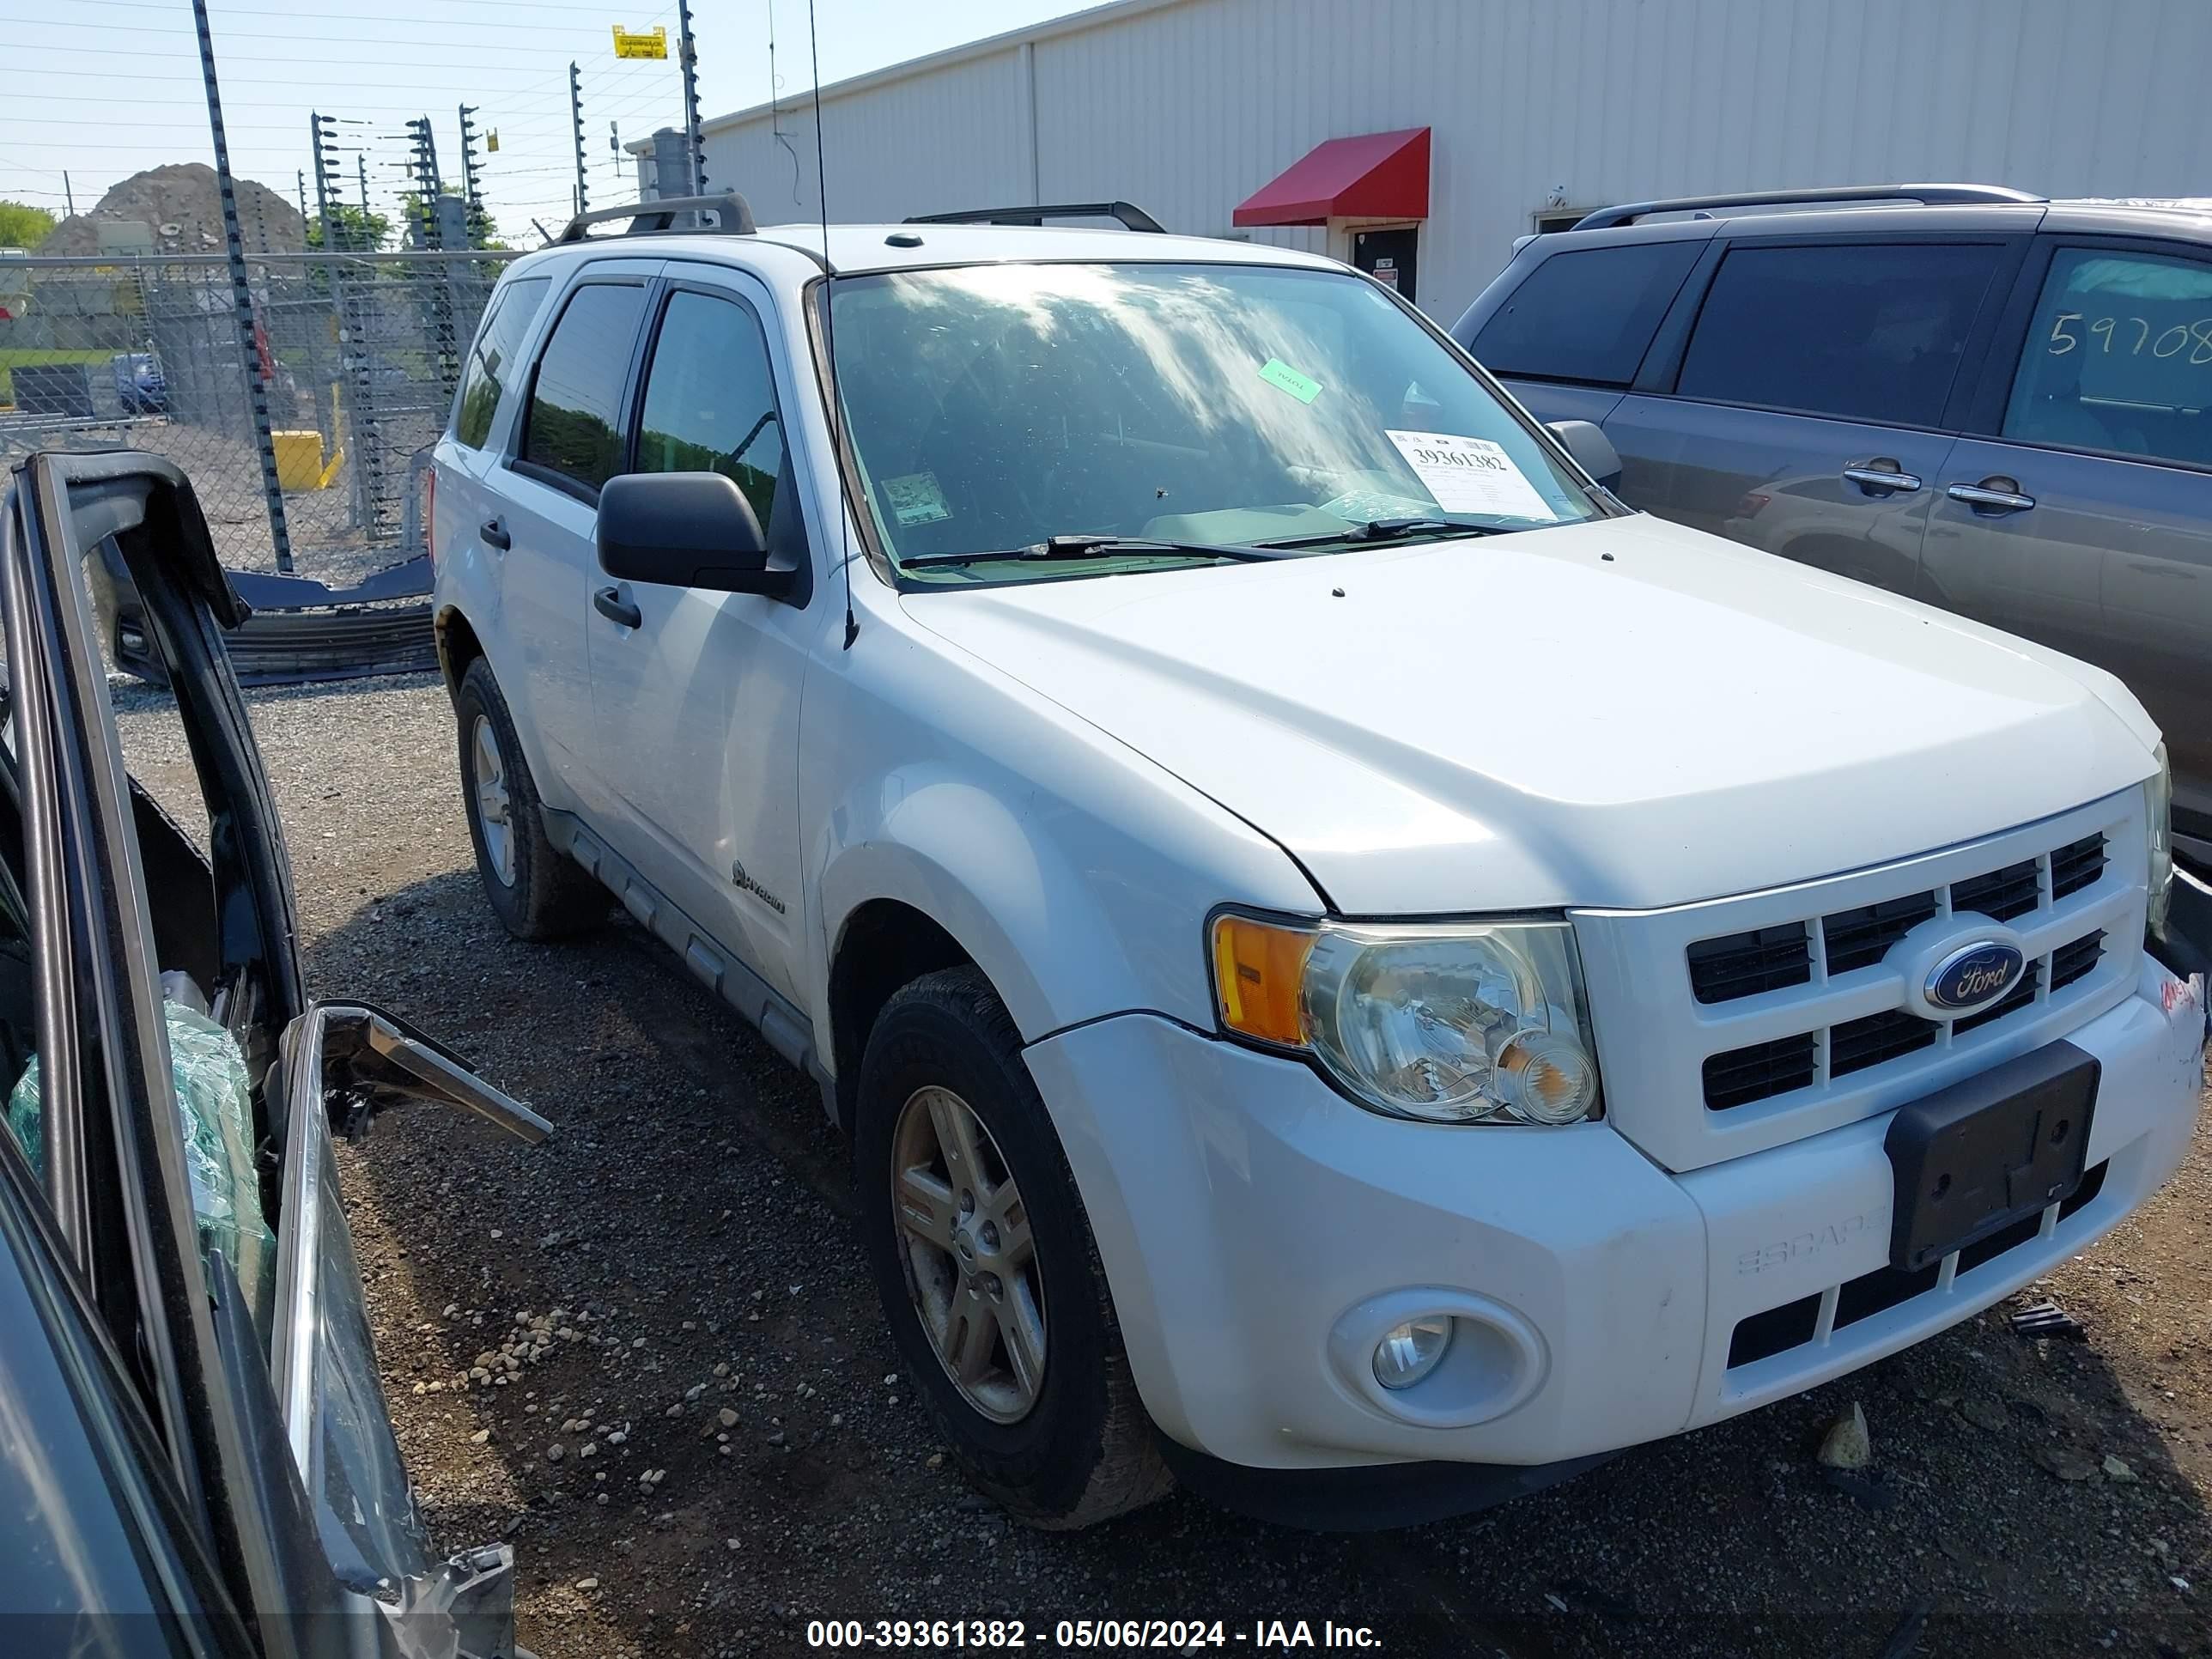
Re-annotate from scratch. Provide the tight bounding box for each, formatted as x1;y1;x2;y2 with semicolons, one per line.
808;0;858;650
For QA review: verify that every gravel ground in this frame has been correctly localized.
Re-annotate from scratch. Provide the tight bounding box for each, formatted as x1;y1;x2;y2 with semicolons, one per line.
112;673;2212;1659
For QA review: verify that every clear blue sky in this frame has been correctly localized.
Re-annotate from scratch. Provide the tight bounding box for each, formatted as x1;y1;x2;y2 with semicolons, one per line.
0;0;1100;236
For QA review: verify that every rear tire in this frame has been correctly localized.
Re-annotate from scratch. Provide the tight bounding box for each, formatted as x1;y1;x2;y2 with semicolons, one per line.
453;657;605;940
855;966;1171;1529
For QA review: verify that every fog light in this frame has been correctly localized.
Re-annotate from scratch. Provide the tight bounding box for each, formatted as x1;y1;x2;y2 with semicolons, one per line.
1372;1317;1453;1390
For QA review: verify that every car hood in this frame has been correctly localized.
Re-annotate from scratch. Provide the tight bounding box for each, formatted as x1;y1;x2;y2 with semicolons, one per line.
901;514;2160;915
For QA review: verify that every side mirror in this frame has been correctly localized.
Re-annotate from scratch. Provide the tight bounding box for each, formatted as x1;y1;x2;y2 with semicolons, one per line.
1547;419;1624;493
596;471;795;599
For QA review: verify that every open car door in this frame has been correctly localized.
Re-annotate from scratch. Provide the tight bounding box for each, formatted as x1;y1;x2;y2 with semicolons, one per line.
3;450;546;1658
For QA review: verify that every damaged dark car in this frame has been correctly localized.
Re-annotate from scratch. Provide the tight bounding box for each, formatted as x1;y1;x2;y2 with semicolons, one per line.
0;450;545;1659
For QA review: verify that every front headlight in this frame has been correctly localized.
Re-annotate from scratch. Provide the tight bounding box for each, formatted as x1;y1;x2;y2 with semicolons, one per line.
1209;913;1601;1125
2148;743;2173;940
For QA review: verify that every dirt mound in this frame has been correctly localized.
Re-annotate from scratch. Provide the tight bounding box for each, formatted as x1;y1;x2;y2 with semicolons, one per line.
39;162;305;258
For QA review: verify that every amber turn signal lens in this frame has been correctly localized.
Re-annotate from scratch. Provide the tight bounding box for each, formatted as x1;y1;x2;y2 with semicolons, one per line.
1211;915;1316;1048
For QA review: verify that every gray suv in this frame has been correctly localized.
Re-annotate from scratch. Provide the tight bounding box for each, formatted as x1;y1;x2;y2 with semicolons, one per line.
1452;184;2212;869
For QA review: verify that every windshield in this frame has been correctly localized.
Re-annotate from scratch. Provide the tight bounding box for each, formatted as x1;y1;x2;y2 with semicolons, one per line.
827;262;1605;580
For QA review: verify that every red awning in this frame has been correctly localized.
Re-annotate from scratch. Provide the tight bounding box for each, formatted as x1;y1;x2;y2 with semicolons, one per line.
1232;128;1431;228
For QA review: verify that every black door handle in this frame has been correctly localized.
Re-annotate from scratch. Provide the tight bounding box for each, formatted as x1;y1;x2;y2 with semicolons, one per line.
592;585;641;629
480;517;510;550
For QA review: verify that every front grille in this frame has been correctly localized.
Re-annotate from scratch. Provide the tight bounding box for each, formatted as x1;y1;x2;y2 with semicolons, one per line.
1685;817;2126;1113
2050;834;2107;900
1951;856;2040;922
1687;923;1811;1004
1821;891;1939;975
1702;1033;1818;1110
1727;1161;2110;1370
1580;794;2140;1174
1829;1007;1938;1077
2051;930;2105;991
1687;828;2115;1009
1702;918;2106;1109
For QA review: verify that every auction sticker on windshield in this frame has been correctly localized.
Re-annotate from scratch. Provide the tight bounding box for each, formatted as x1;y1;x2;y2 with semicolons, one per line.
884;471;953;526
1384;429;1557;521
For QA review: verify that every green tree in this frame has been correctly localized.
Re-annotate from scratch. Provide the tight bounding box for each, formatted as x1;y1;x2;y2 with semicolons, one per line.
304;202;390;253
0;200;57;250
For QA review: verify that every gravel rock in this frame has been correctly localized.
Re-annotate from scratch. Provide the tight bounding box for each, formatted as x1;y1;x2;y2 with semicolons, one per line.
1961;1397;2010;1434
1815;1402;1870;1470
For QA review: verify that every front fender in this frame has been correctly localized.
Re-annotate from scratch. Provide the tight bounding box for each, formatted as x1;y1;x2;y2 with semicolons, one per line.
816;774;1147;1044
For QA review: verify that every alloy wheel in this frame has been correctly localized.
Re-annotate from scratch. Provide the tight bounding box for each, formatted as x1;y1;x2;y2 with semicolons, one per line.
890;1084;1046;1423
471;714;516;886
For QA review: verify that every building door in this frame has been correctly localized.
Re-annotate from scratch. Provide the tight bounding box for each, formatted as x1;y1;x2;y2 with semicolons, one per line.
1353;226;1419;303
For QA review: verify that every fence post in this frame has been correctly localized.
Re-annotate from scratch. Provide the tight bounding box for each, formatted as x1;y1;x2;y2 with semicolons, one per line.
191;0;293;573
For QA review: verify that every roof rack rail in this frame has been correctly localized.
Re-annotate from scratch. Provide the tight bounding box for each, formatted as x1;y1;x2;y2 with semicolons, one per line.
554;192;757;244
1569;184;2044;233
904;201;1166;234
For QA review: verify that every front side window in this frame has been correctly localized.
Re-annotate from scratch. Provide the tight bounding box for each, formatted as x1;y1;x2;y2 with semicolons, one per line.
520;282;648;495
2002;246;2212;467
829;262;1604;580
1468;241;1702;386
453;275;551;450
1676;242;2004;426
634;289;787;531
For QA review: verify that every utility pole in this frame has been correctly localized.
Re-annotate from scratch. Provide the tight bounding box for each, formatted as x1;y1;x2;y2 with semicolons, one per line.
296;169;308;225
190;0;292;573
357;153;370;218
677;0;706;196
568;61;589;218
63;171;75;216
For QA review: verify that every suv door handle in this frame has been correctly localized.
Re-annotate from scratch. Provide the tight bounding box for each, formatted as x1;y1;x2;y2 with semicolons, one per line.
480;517;511;550
592;585;642;629
1842;463;1923;495
1946;479;2037;514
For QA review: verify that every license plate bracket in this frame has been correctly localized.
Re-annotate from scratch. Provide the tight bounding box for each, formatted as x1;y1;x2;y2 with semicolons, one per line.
1883;1040;2099;1273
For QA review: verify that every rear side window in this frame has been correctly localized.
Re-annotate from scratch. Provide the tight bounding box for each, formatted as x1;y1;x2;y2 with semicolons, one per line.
2003;246;2212;467
1468;242;1701;386
1676;242;2003;425
453;276;550;449
634;290;787;532
520;282;649;495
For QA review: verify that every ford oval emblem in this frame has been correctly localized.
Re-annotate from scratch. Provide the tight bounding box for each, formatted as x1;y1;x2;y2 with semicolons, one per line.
1926;941;2027;1013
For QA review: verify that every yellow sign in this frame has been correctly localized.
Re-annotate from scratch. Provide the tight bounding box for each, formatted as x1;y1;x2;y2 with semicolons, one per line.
486;129;500;152
611;24;667;59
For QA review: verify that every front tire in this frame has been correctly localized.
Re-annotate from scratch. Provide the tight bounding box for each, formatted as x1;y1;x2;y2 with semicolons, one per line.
855;967;1171;1528
453;657;605;940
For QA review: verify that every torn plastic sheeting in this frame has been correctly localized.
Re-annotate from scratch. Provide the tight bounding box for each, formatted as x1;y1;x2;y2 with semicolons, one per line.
6;1000;276;1302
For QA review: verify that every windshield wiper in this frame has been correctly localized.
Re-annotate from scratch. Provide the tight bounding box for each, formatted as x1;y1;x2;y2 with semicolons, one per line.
1255;516;1506;550
902;533;1294;571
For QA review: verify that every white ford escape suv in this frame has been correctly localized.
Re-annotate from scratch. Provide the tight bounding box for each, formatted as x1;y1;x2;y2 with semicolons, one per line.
430;195;2206;1531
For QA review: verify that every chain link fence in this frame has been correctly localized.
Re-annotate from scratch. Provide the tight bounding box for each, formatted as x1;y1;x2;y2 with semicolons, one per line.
1;248;520;586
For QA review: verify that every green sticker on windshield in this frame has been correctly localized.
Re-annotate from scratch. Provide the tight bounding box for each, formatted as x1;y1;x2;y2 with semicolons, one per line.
1258;357;1322;404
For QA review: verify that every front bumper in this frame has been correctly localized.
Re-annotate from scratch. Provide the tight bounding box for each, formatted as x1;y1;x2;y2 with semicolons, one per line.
1024;958;2204;1475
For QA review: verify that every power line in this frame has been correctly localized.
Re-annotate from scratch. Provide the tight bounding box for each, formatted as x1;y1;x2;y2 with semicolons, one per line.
74;0;640;15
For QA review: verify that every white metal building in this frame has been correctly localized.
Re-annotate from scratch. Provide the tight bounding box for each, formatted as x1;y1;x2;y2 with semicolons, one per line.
679;0;2212;323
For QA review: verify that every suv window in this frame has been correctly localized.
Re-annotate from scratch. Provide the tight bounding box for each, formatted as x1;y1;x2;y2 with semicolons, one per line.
635;289;787;531
520;281;648;495
1676;242;2003;425
1468;242;1701;386
453;275;551;449
2003;246;2212;467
